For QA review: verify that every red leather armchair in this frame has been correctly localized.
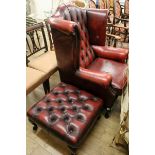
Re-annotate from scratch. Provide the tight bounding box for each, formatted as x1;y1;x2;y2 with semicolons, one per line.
48;4;128;117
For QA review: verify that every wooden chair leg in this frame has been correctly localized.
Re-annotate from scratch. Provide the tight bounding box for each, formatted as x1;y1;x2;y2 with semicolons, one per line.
32;123;38;131
68;146;77;155
43;79;50;94
114;39;117;47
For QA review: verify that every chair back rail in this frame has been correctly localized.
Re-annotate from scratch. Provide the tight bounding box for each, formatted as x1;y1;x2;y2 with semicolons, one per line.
88;0;107;9
26;22;48;63
44;19;54;51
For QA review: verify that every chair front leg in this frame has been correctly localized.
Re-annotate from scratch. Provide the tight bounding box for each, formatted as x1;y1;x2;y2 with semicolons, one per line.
43;79;50;94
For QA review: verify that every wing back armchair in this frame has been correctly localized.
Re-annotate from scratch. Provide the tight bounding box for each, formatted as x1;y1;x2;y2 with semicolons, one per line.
48;4;128;117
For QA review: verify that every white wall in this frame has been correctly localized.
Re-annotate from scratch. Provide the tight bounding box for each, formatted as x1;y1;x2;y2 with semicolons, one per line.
28;0;121;19
29;0;71;19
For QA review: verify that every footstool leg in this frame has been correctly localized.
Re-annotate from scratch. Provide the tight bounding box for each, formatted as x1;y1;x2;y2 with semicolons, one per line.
105;107;111;119
28;119;38;131
68;146;77;155
33;123;38;131
43;79;50;94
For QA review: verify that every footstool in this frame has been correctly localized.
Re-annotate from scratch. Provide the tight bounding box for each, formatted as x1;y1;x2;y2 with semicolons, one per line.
27;82;103;155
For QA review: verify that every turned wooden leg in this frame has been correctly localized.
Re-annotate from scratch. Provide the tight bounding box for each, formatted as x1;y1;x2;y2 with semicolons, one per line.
43;79;50;94
114;39;117;47
97;115;101;120
68;146;77;155
105;107;111;119
32;123;38;131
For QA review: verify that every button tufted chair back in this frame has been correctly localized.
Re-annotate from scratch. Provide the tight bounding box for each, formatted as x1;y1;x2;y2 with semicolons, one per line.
52;4;96;68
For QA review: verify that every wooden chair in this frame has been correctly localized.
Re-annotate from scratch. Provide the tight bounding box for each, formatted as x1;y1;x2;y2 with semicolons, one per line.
88;0;96;8
26;22;58;95
122;0;129;20
106;26;121;47
105;0;122;47
26;16;37;28
88;0;106;9
44;19;54;51
111;0;129;43
98;0;107;9
26;67;49;95
106;0;114;22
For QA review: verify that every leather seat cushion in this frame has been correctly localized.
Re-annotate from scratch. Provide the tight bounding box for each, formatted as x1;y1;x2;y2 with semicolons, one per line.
27;82;103;146
28;51;58;76
87;58;128;91
26;67;48;95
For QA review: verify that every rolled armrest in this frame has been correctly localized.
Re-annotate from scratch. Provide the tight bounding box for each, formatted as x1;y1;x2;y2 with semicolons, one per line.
48;18;78;35
75;67;112;87
92;45;128;62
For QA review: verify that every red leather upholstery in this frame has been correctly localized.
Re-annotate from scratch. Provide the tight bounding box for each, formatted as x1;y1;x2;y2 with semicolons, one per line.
27;82;103;147
88;58;128;92
87;10;108;46
75;67;112;87
92;45;128;62
50;6;108;68
48;4;128;112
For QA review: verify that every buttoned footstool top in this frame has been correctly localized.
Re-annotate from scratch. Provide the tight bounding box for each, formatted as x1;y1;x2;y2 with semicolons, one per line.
27;82;103;148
